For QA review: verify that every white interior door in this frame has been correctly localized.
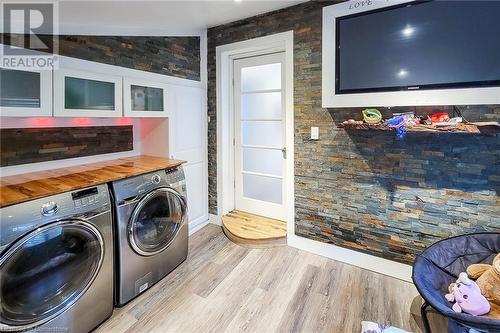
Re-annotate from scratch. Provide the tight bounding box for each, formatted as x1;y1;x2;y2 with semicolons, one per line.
233;52;286;221
169;84;209;233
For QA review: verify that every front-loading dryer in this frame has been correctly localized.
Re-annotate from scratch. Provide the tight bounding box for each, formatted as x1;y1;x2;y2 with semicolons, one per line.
110;166;188;306
0;184;113;333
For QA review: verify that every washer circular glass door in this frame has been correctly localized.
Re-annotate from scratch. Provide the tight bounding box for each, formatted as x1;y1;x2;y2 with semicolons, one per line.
0;219;104;331
128;187;186;256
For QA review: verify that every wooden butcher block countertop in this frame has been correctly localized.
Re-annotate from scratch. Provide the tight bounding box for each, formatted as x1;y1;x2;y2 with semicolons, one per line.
0;155;185;208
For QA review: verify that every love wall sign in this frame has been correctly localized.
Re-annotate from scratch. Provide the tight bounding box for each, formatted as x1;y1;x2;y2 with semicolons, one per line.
348;0;375;10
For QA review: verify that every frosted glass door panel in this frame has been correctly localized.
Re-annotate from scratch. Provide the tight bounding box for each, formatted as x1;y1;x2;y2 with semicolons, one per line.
234;52;286;220
0;68;40;108
241;92;281;120
242;148;282;176
65;77;115;110
243;173;282;204
241;63;281;92
241;121;282;147
131;85;164;111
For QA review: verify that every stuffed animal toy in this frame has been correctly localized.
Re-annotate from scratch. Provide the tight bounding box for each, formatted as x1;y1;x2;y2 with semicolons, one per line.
445;272;490;316
467;253;500;319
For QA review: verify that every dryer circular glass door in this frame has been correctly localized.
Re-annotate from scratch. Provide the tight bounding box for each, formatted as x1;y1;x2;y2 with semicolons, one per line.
128;187;187;256
0;219;104;331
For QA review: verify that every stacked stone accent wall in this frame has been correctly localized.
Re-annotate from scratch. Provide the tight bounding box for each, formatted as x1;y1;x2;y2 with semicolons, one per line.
1;126;133;166
2;34;200;81
208;1;500;264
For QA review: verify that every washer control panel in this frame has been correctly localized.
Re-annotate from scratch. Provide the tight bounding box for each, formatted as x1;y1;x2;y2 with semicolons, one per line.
72;187;101;209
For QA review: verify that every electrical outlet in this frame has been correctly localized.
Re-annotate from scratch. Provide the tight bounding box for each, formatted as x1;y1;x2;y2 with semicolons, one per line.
311;127;319;140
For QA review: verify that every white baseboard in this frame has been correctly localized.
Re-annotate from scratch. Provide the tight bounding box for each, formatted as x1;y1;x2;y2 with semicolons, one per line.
188;218;210;235
287;234;413;282
209;213;222;226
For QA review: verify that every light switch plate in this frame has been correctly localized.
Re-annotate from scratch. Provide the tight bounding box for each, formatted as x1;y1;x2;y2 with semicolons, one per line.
311;127;319;140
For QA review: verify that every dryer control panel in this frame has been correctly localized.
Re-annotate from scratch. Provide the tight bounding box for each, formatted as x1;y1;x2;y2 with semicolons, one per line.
112;166;186;202
165;167;185;185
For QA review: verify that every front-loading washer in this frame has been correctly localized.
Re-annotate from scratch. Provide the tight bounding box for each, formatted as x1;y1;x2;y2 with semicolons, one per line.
0;184;113;333
110;166;188;306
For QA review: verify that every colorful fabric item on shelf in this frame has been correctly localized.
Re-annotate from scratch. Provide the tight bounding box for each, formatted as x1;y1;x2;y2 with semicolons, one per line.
384;116;406;140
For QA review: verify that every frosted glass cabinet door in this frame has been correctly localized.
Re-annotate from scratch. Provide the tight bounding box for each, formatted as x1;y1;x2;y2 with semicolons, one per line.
0;67;52;117
131;85;163;111
54;65;122;117
64;77;115;110
123;78;168;117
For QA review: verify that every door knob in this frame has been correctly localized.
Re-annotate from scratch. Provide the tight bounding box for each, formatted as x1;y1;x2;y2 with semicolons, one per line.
281;147;287;159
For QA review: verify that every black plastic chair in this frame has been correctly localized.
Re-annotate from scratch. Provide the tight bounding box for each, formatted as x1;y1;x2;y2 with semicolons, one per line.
412;233;500;333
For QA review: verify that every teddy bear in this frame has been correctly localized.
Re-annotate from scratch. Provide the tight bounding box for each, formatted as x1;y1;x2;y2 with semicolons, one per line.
467;253;500;320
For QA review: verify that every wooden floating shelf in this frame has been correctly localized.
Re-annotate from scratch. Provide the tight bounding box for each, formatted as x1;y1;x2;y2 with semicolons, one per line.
338;122;499;135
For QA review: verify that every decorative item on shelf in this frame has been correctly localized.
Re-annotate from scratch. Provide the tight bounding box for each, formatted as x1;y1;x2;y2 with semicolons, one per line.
435;117;463;128
420;117;432;125
428;112;450;123
362;108;382;124
394;112;419;126
341;119;363;125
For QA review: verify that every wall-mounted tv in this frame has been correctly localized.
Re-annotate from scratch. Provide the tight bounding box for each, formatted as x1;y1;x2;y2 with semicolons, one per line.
335;1;500;95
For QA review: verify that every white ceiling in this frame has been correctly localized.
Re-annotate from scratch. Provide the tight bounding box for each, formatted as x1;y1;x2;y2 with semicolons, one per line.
54;0;307;36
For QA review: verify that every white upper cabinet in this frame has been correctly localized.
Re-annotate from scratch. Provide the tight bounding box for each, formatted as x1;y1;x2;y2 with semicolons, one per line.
123;77;168;117
2;47;198;119
54;62;123;117
0;65;52;117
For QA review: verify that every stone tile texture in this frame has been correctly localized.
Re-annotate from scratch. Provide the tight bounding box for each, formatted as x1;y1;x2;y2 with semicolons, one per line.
207;1;500;264
1;126;133;166
2;34;201;81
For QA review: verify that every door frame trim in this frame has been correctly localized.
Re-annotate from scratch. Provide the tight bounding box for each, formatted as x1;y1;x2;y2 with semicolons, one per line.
216;31;294;231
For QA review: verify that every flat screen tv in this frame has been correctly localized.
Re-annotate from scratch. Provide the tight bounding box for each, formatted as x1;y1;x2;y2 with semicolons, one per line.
335;1;500;94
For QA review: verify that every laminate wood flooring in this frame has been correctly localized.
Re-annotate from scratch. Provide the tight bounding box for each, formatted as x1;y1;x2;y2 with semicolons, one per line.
94;224;429;333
